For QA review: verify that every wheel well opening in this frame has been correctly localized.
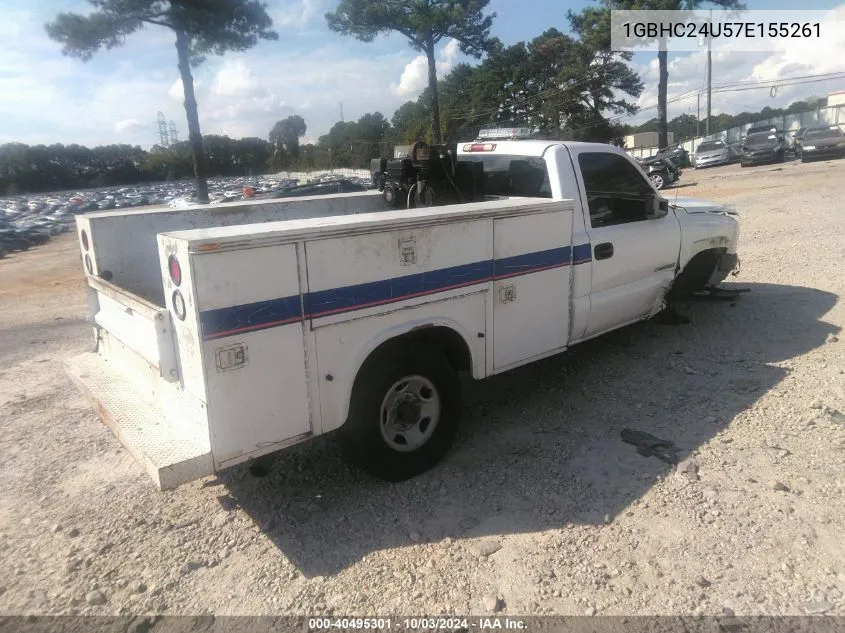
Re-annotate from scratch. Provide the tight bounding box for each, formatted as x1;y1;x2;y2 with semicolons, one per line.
361;326;472;376
670;248;726;297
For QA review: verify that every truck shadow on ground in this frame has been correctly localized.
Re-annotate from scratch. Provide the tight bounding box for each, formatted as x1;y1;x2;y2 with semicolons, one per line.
222;282;839;578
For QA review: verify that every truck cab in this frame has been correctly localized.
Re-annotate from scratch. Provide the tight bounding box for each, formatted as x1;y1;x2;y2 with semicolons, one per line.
451;135;738;340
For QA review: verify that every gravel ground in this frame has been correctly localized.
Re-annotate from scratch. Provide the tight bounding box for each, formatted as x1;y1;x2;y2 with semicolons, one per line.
1;157;844;618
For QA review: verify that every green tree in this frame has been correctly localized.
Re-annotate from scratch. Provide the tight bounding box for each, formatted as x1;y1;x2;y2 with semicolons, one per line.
233;137;271;175
461;40;533;129
442;19;642;141
599;0;743;149
45;0;278;203
565;9;643;133
326;0;496;144
391;100;431;144
268;115;307;171
436;63;480;141
668;113;698;140
355;112;392;162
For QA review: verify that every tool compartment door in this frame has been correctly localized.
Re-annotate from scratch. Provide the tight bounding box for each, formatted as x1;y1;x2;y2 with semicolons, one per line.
492;208;573;371
303;219;491;432
192;243;311;469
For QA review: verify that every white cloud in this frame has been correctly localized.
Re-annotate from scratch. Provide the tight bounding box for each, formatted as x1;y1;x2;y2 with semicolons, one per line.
211;59;267;98
168;78;184;102
392;57;430;97
167;76;208;102
441;39;460;63
114;119;145;134
270;0;325;29
624;5;845;126
390;39;462;97
3;2;400;148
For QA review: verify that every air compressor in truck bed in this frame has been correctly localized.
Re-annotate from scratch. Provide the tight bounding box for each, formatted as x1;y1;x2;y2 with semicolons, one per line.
64;137;740;490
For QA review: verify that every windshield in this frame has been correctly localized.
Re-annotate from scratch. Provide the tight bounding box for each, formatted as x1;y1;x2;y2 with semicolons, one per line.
804;126;844;141
745;133;779;148
697;141;725;152
457;155;552;198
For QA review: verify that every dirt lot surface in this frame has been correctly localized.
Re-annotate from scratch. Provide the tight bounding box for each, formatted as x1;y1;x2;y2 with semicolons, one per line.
1;157;844;619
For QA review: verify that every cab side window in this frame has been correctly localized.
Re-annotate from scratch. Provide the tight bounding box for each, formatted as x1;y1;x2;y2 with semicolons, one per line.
578;153;655;228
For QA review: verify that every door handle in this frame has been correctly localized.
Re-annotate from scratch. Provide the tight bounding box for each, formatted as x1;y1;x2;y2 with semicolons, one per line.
594;242;614;260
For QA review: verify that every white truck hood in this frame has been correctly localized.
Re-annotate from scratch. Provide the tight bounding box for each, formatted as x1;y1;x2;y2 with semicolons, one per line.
668;196;736;215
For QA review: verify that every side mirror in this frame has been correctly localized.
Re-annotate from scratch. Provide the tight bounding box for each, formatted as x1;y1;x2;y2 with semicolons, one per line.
646;195;669;219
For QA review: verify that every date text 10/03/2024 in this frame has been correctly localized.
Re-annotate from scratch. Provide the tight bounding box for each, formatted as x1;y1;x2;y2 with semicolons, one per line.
308;618;527;630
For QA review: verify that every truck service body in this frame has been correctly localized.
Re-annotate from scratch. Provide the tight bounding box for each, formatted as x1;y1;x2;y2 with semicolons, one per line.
64;139;740;490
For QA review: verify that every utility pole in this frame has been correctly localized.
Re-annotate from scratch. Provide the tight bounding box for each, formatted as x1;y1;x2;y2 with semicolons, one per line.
697;93;701;137
706;9;712;136
339;102;344;123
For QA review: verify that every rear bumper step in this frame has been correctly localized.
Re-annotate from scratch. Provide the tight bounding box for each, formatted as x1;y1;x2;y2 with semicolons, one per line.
63;353;213;490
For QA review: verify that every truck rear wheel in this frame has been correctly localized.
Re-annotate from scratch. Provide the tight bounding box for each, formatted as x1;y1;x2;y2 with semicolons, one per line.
343;345;462;482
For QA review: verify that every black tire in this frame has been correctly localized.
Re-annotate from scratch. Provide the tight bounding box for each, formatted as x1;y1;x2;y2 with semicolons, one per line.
343;344;462;482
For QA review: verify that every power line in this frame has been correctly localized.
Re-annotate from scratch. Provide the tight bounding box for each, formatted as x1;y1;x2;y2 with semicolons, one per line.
623;71;845;123
565;70;845;137
442;61;842;129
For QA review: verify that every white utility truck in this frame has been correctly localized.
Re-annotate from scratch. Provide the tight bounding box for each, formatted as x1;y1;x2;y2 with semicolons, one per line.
65;133;740;490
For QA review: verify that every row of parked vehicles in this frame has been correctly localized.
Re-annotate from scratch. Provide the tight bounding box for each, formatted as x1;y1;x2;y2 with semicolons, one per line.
717;122;845;167
638;122;845;185
736;122;845;166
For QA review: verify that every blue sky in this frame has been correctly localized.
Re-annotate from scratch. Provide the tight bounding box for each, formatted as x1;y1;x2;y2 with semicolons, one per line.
0;0;843;148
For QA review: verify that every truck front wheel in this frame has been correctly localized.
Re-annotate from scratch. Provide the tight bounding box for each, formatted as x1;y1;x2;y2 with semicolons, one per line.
343;346;462;482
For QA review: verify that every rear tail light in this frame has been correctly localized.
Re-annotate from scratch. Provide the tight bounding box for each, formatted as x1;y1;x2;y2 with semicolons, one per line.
168;255;182;286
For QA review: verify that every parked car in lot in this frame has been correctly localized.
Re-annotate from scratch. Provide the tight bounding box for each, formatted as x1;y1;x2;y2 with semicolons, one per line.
741;132;785;167
694;139;739;168
799;125;845;162
654;145;690;168
791;127;807;155
636;156;681;190
744;124;786;151
745;123;783;139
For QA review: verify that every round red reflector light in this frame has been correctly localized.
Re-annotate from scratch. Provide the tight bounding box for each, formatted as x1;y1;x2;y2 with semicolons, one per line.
168;255;182;286
81;230;89;251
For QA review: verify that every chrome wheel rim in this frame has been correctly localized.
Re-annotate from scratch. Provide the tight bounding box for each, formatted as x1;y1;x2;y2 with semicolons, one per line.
651;174;664;189
380;375;441;452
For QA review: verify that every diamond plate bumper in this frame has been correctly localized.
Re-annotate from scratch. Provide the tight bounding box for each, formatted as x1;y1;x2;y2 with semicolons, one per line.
63;352;213;490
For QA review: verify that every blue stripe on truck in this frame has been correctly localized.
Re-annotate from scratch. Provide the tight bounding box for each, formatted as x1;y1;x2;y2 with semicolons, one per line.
200;296;303;340
304;259;494;319
200;244;593;341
